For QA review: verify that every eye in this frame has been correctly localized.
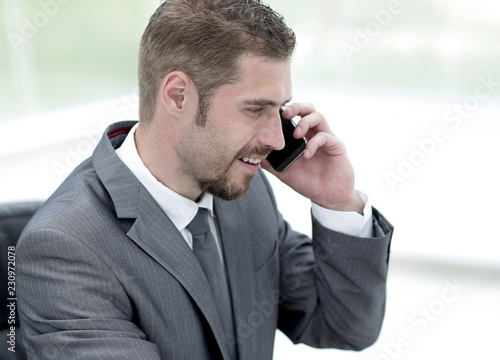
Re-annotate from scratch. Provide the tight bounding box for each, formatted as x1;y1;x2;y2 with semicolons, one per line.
248;108;264;115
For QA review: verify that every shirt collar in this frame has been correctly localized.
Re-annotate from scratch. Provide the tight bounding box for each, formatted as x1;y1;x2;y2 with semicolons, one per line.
115;123;214;232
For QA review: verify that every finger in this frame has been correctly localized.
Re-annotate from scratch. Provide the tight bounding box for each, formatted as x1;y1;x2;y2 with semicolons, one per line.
304;132;345;159
282;103;315;119
294;112;330;139
283;103;332;139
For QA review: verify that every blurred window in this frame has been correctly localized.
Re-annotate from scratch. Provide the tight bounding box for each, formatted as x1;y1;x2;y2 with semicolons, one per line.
1;0;499;121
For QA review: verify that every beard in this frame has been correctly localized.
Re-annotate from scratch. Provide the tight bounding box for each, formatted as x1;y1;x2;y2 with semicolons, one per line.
198;169;249;201
181;98;272;201
197;144;272;201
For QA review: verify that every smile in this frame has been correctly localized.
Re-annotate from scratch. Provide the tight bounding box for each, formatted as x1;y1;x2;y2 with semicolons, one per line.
239;157;262;165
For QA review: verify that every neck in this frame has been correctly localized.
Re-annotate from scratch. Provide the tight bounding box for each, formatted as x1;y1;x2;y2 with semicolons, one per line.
135;121;203;202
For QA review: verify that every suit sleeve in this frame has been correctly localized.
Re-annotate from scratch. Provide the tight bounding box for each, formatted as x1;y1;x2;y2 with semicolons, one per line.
261;177;393;350
17;228;162;360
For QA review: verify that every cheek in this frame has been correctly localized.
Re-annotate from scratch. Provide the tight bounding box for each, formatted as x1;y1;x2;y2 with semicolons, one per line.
202;117;258;161
195;131;236;167
207;127;242;155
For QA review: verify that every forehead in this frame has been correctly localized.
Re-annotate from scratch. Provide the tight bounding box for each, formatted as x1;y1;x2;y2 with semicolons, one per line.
216;55;293;107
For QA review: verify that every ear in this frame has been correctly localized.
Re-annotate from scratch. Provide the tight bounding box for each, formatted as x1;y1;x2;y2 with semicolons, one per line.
160;72;192;111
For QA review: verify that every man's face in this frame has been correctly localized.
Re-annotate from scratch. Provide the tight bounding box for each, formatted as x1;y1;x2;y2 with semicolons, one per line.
176;55;292;200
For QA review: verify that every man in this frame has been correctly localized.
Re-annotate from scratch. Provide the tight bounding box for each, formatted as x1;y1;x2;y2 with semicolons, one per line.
17;0;393;359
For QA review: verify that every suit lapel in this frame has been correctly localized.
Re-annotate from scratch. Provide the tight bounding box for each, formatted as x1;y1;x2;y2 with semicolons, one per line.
92;122;232;360
215;198;257;360
127;190;232;359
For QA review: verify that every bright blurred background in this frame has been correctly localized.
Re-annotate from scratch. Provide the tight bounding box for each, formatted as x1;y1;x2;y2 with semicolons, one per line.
1;0;499;359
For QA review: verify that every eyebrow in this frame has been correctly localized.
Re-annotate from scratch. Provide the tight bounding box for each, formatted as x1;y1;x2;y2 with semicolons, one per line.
242;97;292;108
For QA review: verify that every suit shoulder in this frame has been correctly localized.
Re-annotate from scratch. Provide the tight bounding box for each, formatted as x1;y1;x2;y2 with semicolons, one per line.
21;159;116;243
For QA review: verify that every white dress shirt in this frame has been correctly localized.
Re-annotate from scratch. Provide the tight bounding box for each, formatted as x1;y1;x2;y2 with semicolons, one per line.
115;124;374;258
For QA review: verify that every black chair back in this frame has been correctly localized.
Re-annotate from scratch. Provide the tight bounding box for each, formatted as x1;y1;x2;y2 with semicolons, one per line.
0;201;43;360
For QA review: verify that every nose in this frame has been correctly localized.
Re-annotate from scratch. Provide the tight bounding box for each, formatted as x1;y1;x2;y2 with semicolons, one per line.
258;112;285;151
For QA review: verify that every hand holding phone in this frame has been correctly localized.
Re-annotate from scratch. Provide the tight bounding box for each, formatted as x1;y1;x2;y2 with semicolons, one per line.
266;109;307;172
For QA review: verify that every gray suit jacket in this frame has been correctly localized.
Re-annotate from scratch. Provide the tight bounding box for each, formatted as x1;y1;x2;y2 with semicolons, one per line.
17;121;393;360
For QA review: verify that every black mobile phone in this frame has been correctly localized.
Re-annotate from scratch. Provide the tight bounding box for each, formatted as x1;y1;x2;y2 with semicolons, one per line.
267;110;307;172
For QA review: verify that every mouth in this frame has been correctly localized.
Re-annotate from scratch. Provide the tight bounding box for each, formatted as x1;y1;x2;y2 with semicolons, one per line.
237;156;264;173
239;157;262;165
235;146;272;173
